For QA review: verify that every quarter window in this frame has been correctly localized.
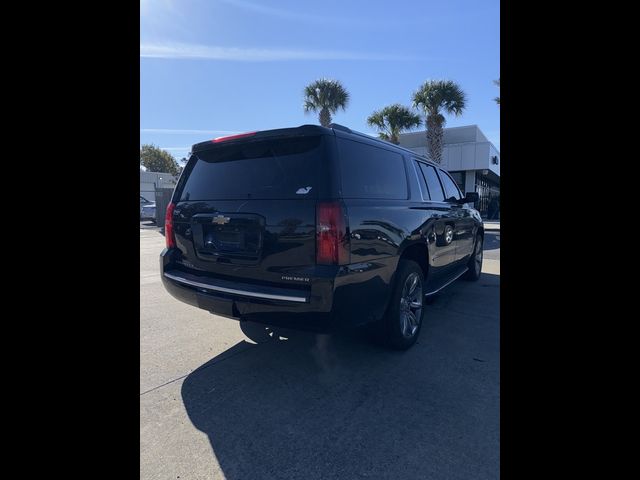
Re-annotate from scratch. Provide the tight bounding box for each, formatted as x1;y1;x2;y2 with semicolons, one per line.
338;138;407;199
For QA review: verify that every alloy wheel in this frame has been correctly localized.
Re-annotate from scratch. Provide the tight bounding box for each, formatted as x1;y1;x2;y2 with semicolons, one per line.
399;273;423;338
475;236;483;275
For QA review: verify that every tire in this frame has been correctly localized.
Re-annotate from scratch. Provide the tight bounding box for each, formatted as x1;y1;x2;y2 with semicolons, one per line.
463;234;483;281
383;259;425;350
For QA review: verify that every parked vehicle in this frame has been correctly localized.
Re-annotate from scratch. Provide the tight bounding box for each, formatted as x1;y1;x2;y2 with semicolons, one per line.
141;202;157;222
140;195;151;219
160;124;483;349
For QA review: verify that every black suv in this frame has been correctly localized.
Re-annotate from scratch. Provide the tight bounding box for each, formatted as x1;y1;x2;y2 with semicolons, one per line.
160;124;483;349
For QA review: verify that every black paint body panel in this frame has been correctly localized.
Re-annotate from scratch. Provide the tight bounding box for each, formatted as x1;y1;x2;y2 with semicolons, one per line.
160;125;483;332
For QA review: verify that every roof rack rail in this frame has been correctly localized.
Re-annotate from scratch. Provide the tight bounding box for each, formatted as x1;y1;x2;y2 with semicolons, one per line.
330;124;431;162
328;123;352;133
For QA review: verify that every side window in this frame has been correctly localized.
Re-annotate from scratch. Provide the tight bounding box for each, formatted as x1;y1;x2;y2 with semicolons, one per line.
438;169;462;201
448;171;465;194
418;162;445;202
338;138;408;199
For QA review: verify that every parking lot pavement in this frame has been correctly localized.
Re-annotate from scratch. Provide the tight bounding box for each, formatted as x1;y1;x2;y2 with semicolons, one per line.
140;230;500;480
483;230;500;265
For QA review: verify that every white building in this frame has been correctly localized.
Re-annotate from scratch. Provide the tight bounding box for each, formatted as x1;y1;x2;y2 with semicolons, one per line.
398;125;500;218
140;170;177;202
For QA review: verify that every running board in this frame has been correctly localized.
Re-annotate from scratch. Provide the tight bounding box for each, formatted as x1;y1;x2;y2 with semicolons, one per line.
424;267;468;296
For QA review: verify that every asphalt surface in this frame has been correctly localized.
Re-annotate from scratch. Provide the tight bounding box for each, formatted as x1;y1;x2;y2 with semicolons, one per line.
483;230;500;261
140;229;500;480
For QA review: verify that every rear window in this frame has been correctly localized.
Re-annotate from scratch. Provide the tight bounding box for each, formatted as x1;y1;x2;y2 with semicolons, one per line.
179;136;323;200
338;138;407;199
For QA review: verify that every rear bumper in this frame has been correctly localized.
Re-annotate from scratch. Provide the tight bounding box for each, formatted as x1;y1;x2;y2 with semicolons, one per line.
163;271;309;303
160;248;338;331
160;249;397;332
161;276;337;332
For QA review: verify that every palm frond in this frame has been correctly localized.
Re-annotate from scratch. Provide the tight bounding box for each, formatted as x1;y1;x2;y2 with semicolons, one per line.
303;100;317;113
412;79;466;117
367;104;422;143
367;110;387;130
302;78;350;118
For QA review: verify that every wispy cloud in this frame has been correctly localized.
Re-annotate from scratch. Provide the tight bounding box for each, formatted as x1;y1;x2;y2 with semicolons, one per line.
141;128;241;135
215;0;431;28
216;0;327;24
140;42;422;62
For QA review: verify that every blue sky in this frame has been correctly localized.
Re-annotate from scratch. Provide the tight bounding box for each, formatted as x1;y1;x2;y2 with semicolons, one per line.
140;0;500;163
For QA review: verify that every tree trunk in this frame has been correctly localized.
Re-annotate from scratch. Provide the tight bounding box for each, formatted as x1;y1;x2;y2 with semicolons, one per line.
426;114;444;163
319;108;331;127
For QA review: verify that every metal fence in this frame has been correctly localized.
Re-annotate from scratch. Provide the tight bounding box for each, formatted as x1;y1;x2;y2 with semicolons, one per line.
154;188;175;227
475;174;500;219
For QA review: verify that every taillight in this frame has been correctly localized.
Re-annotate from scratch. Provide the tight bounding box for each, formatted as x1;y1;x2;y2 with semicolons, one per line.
165;202;176;249
316;202;350;265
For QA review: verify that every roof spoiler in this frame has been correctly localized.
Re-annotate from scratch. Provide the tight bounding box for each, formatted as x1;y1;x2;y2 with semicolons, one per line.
191;124;334;152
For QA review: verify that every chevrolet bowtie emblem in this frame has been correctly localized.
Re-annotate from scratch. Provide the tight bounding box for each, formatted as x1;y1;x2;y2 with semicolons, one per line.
212;215;230;225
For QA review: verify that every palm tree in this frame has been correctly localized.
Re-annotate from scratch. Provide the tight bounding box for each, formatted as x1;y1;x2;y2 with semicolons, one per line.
303;78;349;127
367;104;422;144
494;78;500;105
412;79;466;163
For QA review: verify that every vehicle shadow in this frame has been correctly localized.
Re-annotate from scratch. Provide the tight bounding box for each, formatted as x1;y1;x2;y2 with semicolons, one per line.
180;272;500;480
139;220;160;230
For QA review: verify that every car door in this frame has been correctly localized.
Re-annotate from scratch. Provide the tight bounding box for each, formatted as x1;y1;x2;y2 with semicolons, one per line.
437;168;474;262
415;161;459;274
